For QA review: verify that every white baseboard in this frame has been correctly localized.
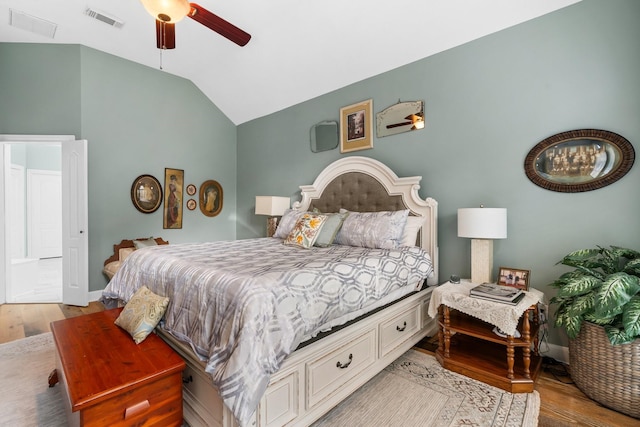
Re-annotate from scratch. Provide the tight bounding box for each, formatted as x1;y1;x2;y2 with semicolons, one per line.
89;290;103;302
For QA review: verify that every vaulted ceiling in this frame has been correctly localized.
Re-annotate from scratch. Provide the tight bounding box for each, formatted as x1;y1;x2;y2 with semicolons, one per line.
0;0;581;124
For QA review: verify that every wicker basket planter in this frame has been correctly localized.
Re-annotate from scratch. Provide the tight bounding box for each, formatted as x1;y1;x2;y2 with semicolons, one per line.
569;321;640;419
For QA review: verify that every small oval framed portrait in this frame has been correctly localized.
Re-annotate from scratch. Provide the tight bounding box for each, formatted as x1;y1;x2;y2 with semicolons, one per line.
131;174;163;213
199;180;223;217
186;184;197;196
187;199;197;210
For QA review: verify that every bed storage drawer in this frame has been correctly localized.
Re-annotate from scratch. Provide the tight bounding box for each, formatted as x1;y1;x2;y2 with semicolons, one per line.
259;367;301;427
379;302;421;357
306;329;376;409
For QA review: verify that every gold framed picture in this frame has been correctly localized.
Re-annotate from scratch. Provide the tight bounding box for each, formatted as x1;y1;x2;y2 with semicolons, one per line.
497;267;530;291
199;180;223;217
340;99;373;153
163;168;184;229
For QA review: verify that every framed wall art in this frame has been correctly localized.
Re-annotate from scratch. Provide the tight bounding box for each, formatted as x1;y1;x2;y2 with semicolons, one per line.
186;184;197;196
497;267;530;291
199;180;223;217
163;168;184;229
187;199;197;210
130;174;162;213
340;99;373;153
524;129;635;193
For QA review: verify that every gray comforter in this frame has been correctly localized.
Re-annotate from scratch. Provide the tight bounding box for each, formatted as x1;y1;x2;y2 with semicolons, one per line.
101;238;433;426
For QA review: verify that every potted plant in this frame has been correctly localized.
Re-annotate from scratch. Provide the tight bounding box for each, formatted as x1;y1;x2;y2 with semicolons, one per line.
549;245;640;418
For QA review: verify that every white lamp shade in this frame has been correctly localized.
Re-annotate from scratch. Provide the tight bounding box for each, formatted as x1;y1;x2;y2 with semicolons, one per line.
458;208;507;239
255;196;290;216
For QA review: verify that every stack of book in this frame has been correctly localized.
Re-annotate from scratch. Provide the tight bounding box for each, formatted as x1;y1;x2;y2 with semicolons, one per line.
469;283;525;305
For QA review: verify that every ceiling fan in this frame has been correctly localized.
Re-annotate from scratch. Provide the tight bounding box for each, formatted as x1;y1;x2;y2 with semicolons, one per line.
140;0;251;49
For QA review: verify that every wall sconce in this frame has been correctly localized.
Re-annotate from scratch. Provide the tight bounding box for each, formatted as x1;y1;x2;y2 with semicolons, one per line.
458;207;507;284
255;196;290;237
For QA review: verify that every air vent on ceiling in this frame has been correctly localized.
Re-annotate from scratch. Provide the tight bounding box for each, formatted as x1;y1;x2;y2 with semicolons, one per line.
85;8;124;28
9;9;58;39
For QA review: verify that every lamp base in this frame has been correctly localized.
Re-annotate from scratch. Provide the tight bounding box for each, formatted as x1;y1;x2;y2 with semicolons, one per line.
266;217;279;237
471;239;493;284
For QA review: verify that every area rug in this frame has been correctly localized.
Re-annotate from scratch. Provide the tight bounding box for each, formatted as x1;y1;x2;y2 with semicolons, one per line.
0;335;539;426
313;349;540;427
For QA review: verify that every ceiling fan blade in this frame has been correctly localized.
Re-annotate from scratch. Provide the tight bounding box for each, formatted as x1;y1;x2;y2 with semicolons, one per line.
156;20;176;49
188;3;251;46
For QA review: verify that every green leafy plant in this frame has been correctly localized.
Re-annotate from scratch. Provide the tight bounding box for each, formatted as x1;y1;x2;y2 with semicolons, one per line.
549;246;640;345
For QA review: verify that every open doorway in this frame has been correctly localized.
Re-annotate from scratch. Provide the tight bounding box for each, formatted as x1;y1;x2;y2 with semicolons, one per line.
1;135;88;306
8;143;62;302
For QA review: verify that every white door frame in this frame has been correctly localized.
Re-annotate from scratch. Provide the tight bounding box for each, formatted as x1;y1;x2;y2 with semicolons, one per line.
0;135;88;305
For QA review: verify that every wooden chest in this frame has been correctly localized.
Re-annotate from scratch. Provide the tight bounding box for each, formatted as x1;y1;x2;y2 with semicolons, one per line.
50;308;185;427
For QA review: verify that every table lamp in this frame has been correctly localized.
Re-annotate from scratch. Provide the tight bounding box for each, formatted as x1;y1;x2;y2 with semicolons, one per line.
458;207;507;284
255;196;290;237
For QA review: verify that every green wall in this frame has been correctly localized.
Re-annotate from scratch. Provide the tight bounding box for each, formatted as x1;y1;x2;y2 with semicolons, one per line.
237;0;640;346
0;44;238;292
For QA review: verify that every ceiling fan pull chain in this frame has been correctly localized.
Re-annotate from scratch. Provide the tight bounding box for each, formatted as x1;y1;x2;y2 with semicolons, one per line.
159;49;163;70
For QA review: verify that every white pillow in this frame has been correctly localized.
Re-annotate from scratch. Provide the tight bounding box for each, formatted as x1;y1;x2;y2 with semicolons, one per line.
400;216;423;247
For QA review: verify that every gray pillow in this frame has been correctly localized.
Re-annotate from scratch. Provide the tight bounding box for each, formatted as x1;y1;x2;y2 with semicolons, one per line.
335;210;409;249
133;237;157;249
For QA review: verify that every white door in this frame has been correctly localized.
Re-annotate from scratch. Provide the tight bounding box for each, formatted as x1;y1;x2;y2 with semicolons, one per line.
62;139;88;306
9;164;25;259
27;170;62;259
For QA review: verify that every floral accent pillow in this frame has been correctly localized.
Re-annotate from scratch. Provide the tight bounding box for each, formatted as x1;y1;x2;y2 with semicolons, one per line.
284;213;328;249
273;209;306;239
114;285;169;344
335;209;409;249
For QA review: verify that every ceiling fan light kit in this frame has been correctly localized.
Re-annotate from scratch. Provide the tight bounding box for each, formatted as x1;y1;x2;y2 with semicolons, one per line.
141;0;190;23
140;0;251;49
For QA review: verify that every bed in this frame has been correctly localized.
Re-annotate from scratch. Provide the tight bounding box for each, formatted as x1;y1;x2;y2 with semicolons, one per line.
101;156;439;427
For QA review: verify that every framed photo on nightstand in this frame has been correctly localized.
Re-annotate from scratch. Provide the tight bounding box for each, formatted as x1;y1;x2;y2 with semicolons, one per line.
497;267;530;291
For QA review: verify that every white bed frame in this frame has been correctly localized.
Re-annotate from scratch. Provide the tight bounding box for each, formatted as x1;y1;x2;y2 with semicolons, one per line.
159;156;439;427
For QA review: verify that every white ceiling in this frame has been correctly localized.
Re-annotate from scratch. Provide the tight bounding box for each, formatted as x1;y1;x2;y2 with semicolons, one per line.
0;0;581;125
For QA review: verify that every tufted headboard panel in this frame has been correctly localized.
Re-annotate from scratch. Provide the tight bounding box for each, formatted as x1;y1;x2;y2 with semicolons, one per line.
308;172;406;213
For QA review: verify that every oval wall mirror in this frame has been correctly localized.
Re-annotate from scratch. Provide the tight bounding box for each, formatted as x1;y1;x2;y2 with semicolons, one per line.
310;120;339;153
524;129;635;193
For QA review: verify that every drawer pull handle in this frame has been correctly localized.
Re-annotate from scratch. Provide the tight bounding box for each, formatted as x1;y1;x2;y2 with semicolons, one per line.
336;353;353;369
124;400;150;419
183;375;193;384
396;321;407;332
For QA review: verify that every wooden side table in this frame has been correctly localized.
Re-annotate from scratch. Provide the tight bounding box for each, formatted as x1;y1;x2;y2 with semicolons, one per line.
435;303;541;393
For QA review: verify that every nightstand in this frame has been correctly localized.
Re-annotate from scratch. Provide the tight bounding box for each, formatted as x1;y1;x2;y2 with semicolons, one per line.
429;282;543;393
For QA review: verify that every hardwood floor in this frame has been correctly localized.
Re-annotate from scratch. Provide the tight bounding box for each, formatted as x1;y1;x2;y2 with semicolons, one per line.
1;303;638;426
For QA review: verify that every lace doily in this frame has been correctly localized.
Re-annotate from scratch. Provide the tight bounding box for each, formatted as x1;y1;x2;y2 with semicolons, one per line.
427;281;543;336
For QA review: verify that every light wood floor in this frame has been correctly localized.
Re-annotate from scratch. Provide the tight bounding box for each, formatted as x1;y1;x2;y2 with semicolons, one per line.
1;303;638;427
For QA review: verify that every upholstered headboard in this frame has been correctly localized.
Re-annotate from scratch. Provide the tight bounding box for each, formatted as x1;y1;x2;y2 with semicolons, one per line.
293;156;438;285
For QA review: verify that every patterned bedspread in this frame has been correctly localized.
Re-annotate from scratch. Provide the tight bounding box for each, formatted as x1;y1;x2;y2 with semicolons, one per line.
101;238;433;426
